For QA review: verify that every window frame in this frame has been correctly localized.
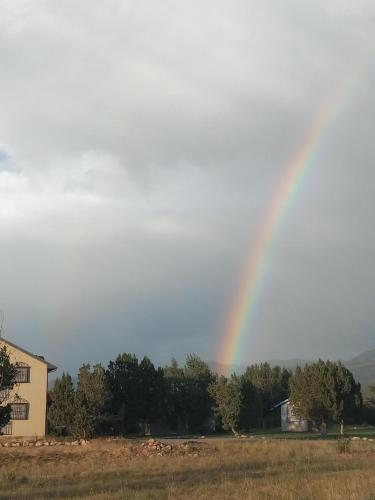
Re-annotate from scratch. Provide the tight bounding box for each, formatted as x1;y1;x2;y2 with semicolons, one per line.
14;365;31;384
10;402;29;420
1;422;12;435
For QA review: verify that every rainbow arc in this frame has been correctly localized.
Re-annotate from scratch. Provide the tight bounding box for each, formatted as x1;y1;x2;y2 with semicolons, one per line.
217;59;368;375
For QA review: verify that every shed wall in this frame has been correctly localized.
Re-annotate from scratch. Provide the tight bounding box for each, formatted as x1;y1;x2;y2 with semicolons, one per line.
281;402;309;432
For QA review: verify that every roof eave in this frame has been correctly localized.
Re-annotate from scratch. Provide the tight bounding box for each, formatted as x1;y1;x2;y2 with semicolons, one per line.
0;337;58;372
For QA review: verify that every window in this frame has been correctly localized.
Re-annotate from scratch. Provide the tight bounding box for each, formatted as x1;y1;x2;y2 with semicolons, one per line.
10;403;29;420
1;422;12;435
0;388;11;401
14;364;30;383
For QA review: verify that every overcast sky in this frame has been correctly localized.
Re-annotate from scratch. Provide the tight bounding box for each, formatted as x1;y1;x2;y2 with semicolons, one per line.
1;1;375;373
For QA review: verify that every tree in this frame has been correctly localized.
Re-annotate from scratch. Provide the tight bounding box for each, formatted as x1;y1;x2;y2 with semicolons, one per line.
137;356;166;434
183;354;215;432
289;360;362;427
73;364;109;438
106;354;168;435
239;376;263;429
164;358;188;432
208;375;242;435
72;404;93;439
363;385;375;425
0;346;16;430
48;373;75;434
106;353;141;433
242;363;291;427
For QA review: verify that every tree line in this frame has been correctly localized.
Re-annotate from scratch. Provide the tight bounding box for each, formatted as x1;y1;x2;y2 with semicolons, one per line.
1;346;373;438
46;353;368;438
48;353;292;437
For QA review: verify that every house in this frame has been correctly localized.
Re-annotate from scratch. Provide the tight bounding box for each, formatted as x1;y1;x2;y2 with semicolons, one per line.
0;337;57;438
273;399;309;432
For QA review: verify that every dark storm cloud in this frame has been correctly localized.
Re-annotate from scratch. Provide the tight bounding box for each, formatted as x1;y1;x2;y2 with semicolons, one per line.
1;0;375;371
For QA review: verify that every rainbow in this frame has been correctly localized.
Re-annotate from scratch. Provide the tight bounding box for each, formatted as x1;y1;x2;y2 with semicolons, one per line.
217;64;366;375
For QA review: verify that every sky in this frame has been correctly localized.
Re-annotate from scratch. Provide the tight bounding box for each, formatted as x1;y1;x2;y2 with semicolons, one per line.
1;0;375;373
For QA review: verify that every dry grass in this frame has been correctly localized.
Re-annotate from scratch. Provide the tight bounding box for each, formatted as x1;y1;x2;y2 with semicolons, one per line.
0;437;375;499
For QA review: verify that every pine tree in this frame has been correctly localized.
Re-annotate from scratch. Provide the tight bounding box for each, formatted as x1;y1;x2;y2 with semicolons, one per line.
164;358;188;432
183;354;215;432
242;363;291;427
363;385;375;425
72;404;95;439
289;360;362;426
137;356;166;434
239;376;263;429
48;373;75;434
106;353;142;432
73;364;108;438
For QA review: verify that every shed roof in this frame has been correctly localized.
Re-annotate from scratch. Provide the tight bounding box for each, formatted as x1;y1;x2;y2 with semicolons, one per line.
271;398;289;410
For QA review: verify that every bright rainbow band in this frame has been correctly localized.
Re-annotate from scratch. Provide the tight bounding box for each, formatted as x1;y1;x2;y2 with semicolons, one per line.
216;58;368;376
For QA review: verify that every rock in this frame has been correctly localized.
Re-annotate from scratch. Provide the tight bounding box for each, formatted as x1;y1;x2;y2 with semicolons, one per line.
131;439;206;458
35;441;43;447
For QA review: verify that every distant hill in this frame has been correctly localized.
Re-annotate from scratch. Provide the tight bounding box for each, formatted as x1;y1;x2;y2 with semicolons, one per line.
207;358;310;376
207;359;309;376
266;359;310;370
207;361;246;376
267;352;375;391
344;349;375;392
208;349;375;392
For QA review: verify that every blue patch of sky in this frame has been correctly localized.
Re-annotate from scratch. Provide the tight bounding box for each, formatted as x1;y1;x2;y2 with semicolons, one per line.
0;150;12;170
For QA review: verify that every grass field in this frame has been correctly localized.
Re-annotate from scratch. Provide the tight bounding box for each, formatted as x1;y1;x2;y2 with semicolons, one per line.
245;426;375;440
0;436;375;499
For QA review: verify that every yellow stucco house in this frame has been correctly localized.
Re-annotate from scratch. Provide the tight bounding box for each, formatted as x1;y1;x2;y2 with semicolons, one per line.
0;337;57;438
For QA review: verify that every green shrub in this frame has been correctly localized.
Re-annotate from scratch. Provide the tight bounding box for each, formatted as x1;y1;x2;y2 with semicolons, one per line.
337;437;351;454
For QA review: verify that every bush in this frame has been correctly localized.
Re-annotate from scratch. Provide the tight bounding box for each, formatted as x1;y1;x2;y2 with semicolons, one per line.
337;437;351;454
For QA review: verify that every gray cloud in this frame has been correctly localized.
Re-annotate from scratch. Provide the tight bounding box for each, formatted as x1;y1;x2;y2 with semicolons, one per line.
1;0;375;372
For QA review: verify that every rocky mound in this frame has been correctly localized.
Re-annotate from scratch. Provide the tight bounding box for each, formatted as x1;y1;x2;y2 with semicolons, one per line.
131;439;207;458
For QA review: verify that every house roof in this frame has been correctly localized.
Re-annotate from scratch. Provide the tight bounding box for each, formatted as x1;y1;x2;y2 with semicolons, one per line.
0;337;57;372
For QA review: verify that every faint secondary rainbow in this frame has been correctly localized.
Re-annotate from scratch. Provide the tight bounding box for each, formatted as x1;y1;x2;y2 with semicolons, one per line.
217;62;367;375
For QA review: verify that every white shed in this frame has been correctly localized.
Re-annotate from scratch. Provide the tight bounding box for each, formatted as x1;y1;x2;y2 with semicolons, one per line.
274;399;309;432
